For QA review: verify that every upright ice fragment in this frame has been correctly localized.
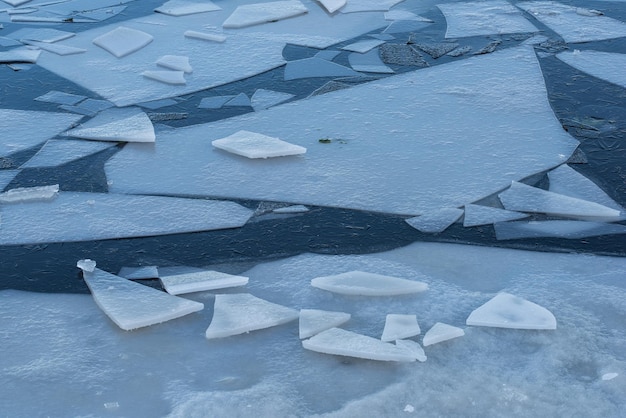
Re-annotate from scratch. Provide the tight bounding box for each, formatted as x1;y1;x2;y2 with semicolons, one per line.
463;204;528;227
222;1;308;29
76;259;96;273
92;26;153;58
405;208;463;233
311;271;428;296
83;268;204;331
381;314;421;342
299;309;351;339
422;322;465;346
160;269;249;295
205;293;298;339
302;327;417;362
65;108;155;143
212;130;306;159
466;292;556;330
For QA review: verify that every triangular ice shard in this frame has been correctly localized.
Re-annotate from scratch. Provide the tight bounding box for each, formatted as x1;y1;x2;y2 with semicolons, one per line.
422;322;465;346
299;309;351;339
92;26;153;58
82;268;204;331
284;57;360;80
395;339;426;362
222;0;308;29
205;293;298;339
251;89;295;111
311;271;428;296
405;208;464;233
155;0;221;16
160;269;249;295
466;292;556;330
494;220;626;240
65;108;155;143
499;182;622;221
556;50;626;90
381;314;421;342
315;0;346;14
463;204;528;227
212;130;306;159
118;266;159;280
302;327;417;362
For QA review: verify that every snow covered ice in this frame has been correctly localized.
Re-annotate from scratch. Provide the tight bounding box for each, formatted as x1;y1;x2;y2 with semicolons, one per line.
311;270;428;296
466;292;557;330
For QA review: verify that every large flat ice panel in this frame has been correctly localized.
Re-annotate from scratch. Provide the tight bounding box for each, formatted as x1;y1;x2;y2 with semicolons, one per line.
205;293;299;339
311;271;428;296
463;204;528;227
438;1;538;38
422;322;465;346
105;47;579;215
222;1;308;29
517;1;626;43
466;292;556;330
0;192;252;245
494;220;626;239
299;308;351;339
83;268;204;331
556;50;626;89
20;140;115;168
160;270;249;295
65;108;155;143
302;327;418;362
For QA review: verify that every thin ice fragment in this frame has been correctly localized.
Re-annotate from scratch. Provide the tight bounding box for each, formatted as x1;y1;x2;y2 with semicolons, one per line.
35;91;86;106
222;0;308;29
494;220;626;240
0;48;40;63
556;50;626;89
466;292;556;330
422;322;465;346
273;204;309;214
156;55;192;73
65;108;155;143
7;28;75;43
381;314;421;342
284;57;360;80
93;26;153;58
0;184;59;204
341;39;384;53
385;10;433;22
463;204;528;227
142;70;186;85
340;0;404;13
251;89;295;111
224;93;251;107
348;49;394;73
160;269;249;295
183;30;226;43
395;339;426;362
405;208;464;233
299;309;351;339
212;130;306;159
315;0;346;14
20;140;115;169
118;266;159;280
198;96;235;109
311;270;428;296
412;42;460;59
155;0;221;16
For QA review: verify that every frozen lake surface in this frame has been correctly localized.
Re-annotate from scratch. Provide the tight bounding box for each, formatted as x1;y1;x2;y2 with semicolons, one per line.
0;0;625;416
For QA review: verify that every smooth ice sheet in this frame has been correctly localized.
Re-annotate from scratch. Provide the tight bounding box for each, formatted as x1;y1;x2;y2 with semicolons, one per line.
65;108;155;143
20;140;115;168
422;322;465;346
466;292;557;330
284;57;361;80
381;314;421;342
82;268;204;331
311;271;428;296
205;293;299;339
517;2;626;43
494;220;626;240
299;308;351;339
437;1;538;38
212;130;306;159
222;0;308;29
251;89;295;111
405;208;464;233
118;266;159;280
105;47;579;215
160;270;249;295
556;50;626;89
0;192;252;245
463;204;528;227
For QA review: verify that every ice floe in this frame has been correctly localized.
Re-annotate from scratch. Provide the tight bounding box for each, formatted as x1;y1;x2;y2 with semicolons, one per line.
405;208;464;233
118;266;159;280
302;327;418;362
381;314;421;342
142;70;186;85
156;55;193;73
205;293;298;339
602;373;618;381
65;108;155;143
466;292;557;330
556;50;626;89
92;26;154;58
251;89;295;111
20;140;114;169
160;269;249;295
105;47;579;215
517;1;626;43
395;339;426;362
222;0;308;29
155;0;221;16
499;181;623;221
341;39;385;53
299;308;351;339
422;322;465;346
315;0;346;14
0;192;252;245
212;130;306;159
494;220;626;240
311;271;428;296
348;49;394;73
463;204;529;227
437;0;538;38
284;57;361;80
0;184;59;203
82;267;204;331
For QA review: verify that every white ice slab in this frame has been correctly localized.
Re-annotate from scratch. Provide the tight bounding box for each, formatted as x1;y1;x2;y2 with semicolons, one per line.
155;0;221;16
0;192;252;245
315;0;345;14
272;204;309;214
212;130;306;159
466;292;556;330
143;70;186;85
160;270;249;295
0;48;40;63
340;0;404;13
20;140;114;169
395;339;426;362
499;181;622;221
251;89;295;111
105;47;579;215
7;28;74;43
302;327;417;362
348;49;394;73
405;208;464;233
548;165;624;212
83;268;204;331
35;90;86;106
0;184;59;204
299;308;351;339
494;220;626;240
224;93;251;107
517;2;626;43
422;322;465;346
156;55;192;73
311;271;428;296
65;108;155;143
556;50;626;89
205;293;298;339
222;0;308;29
93;26;153;58
118;266;159;280
463;204;529;227
183;30;226;43
76;258;96;273
284;57;360;80
381;314;421;342
341;39;384;53
438;1;538;38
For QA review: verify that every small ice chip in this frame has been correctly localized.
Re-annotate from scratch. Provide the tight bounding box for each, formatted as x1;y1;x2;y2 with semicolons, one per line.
77;259;97;273
212;130;306;159
404;404;415;413
601;373;618;381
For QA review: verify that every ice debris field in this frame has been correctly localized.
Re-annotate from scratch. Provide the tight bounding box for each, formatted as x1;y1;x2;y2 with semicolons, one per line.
0;0;625;416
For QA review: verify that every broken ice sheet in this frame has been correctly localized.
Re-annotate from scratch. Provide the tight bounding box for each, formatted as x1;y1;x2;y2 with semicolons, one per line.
381;314;421;342
93;26;154;58
65;107;155;143
34;90;86;106
222;0;308;29
224;92;251;107
0;192;253;245
205;293;298;339
83;268;204;331
341;39;384;53
284;57;360;80
466;292;557;330
556;50;626;89
251;89;295;111
0;48;40;63
437;0;538;38
159;269;249;295
422;322;465;346
155;0;221;17
348;49;393;73
340;0;404;13
0;184;59;203
156;55;193;73
118;266;159;280
7;27;75;43
20;40;87;56
463;204;528;227
20;139;115;169
311;271;428;296
212;130;306;159
405;208;464;233
302;327;417;362
494;220;626;240
299;309;351;339
142;70;187;85
517;2;626;43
